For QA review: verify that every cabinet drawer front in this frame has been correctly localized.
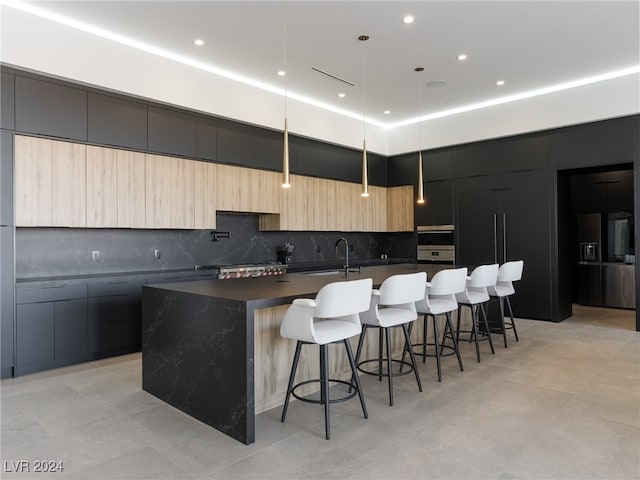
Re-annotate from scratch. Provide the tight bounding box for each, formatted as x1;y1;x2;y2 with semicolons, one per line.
88;281;143;297
88;295;141;326
16;284;87;304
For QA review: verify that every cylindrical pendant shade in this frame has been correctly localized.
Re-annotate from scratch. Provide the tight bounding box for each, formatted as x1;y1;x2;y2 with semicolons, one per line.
282;117;291;188
361;139;369;197
417;150;425;204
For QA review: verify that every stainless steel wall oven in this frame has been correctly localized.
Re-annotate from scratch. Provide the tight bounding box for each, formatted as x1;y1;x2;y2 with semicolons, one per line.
416;225;455;263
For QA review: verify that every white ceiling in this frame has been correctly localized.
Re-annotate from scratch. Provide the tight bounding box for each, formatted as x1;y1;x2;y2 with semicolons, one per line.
2;1;640;154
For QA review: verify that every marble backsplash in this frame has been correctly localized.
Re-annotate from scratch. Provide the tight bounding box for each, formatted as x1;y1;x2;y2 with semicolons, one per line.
16;213;416;278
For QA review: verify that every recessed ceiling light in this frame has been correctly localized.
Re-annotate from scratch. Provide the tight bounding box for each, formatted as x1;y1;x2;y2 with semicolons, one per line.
457;54;468;61
403;15;414;24
496;80;505;86
427;80;447;88
194;39;204;46
277;70;286;76
384;110;391;115
338;93;346;98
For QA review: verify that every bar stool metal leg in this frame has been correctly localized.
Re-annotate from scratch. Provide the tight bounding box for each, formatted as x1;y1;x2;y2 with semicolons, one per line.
445;312;464;372
498;297;508;348
385;327;394;405
432;314;442;382
401;323;422;392
281;341;303;422
343;339;368;418
506;296;519;341
479;303;495;354
320;344;330;439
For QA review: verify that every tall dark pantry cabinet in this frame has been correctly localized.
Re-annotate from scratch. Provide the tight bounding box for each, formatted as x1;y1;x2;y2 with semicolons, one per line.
455;135;554;321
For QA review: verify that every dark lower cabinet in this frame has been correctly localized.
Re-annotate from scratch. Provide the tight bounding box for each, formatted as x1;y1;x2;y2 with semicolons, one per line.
456;170;554;320
15;285;88;375
88;293;141;354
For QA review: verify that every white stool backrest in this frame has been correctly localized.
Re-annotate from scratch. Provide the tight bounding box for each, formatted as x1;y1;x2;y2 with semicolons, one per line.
469;264;499;289
498;260;524;283
378;272;427;306
429;267;468;296
315;278;373;318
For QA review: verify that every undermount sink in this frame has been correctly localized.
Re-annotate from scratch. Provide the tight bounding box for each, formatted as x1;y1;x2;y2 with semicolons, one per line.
304;270;344;276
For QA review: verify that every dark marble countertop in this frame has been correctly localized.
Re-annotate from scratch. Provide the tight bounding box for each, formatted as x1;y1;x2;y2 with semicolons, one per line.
145;263;445;305
15;258;414;286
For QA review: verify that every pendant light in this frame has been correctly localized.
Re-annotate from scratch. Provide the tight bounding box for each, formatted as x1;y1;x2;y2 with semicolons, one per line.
359;34;369;198
415;67;425;204
281;9;291;188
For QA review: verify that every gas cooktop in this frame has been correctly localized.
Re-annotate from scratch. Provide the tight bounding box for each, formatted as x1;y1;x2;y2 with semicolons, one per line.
216;263;287;279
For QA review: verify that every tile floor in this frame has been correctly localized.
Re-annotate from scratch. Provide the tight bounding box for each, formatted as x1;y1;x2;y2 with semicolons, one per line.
1;305;638;480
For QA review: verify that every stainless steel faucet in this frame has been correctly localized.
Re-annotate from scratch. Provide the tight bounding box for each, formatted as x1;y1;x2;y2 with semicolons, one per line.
335;237;350;274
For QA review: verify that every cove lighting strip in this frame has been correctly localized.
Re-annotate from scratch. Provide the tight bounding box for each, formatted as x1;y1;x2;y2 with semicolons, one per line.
3;0;639;130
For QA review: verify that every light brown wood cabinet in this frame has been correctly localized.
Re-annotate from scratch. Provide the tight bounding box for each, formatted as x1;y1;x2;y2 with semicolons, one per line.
386;185;414;232
15;137;416;232
15;135;53;227
116;150;146;228
86;145;118;228
15;136;86;227
86;146;146;228
145;153;194;229
216;164;279;214
194;161;217;229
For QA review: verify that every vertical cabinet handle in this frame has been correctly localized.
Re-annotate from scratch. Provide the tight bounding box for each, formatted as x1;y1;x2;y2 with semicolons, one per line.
502;213;507;262
493;213;498;264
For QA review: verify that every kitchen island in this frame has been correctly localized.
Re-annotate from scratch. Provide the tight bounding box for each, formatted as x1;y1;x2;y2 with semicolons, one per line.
142;263;444;445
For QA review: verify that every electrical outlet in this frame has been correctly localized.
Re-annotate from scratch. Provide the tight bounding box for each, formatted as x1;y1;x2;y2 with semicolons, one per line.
154;249;161;260
91;250;100;262
316;246;321;253
349;245;354;252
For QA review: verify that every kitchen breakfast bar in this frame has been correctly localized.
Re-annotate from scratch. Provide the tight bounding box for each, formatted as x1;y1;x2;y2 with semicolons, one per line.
142;263;443;445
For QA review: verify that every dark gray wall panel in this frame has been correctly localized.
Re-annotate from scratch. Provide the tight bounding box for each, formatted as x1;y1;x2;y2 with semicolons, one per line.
148;106;196;157
196;117;218;162
15;75;87;141
1;72;15;130
88;93;147;150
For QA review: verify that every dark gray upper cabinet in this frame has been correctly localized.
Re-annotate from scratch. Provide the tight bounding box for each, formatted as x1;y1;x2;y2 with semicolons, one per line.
387;153;416;187
501;135;549;171
414;180;454;226
1;72;15;130
196;117;218;162
456;141;503;177
148;106;197;158
251;128;281;172
217;124;253;166
550;116;637;169
15;76;87;141
423;149;455;182
88;93;147;150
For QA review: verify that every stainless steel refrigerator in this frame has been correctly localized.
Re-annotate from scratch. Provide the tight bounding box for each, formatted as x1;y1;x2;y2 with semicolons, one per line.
577;212;636;309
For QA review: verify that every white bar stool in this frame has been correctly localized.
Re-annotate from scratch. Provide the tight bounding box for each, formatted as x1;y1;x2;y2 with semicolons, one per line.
455;264;498;362
354;272;426;406
280;278;373;440
409;267;468;382
488;260;524;348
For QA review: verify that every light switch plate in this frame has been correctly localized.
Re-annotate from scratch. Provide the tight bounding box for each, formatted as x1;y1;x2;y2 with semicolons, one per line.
91;250;100;262
154;249;161;260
